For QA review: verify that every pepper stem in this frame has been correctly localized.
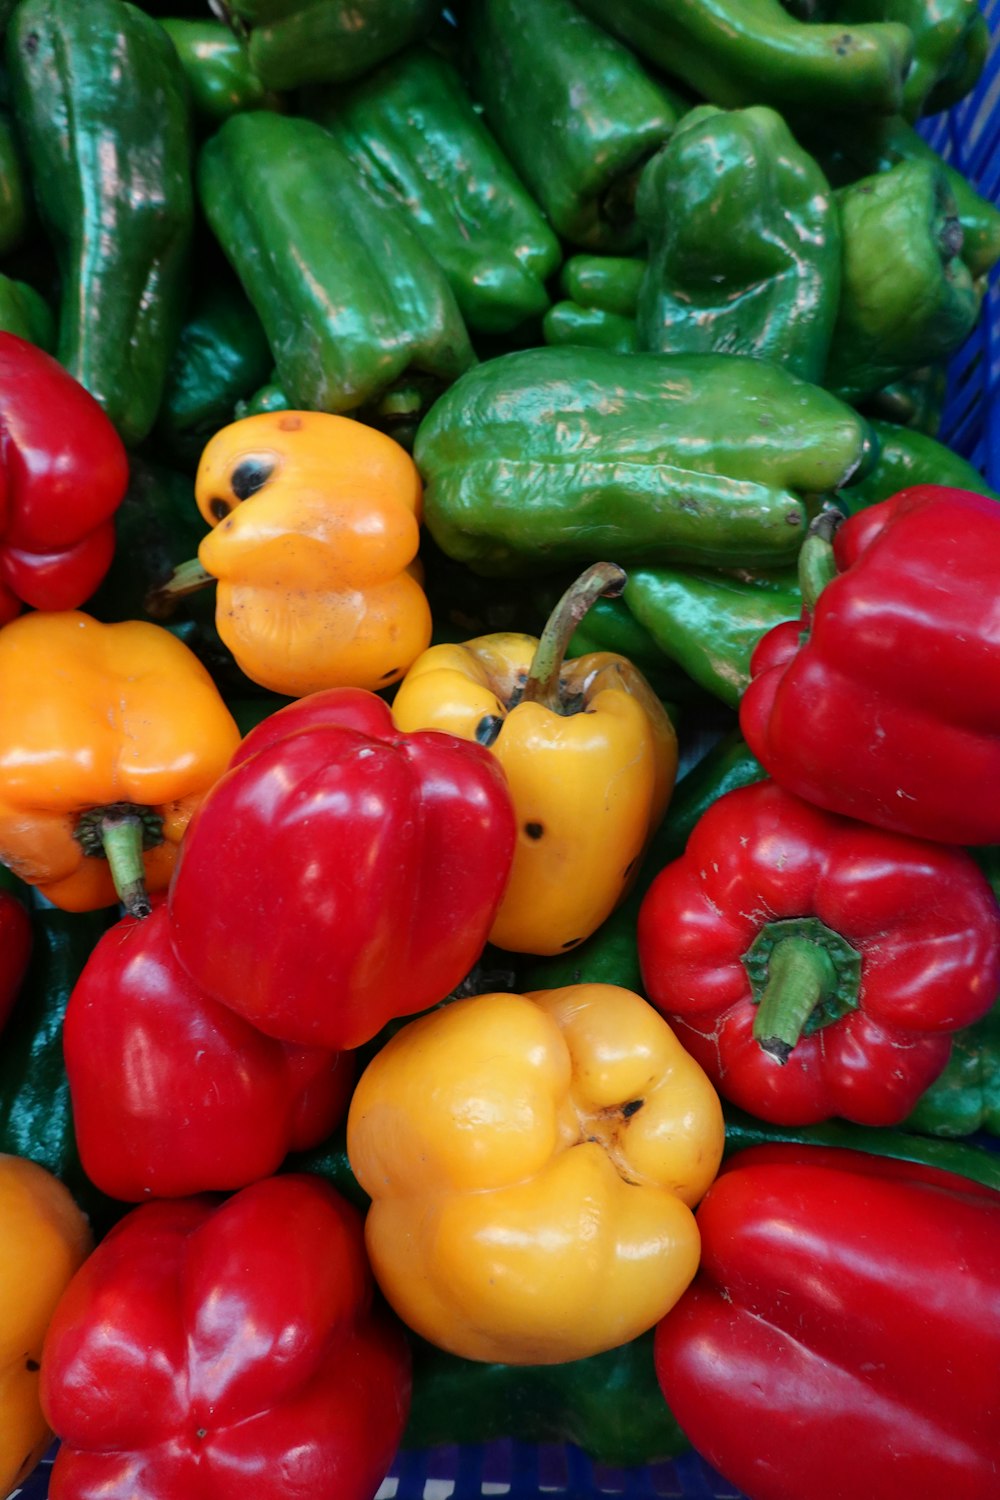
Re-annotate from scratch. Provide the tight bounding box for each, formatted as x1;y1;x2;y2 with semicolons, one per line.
144;558;215;619
752;936;838;1064
798;509;844;615
520;562;627;712
98;811;154;919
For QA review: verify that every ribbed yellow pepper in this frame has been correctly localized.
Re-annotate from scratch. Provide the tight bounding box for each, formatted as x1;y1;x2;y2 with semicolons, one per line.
347;982;724;1365
190;410;432;696
391;564;678;954
0;1155;92;1495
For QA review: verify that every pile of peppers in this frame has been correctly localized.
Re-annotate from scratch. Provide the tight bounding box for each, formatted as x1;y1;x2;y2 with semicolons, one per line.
0;1;999;1499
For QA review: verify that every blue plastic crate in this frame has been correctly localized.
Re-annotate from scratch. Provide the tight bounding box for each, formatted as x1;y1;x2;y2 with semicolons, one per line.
11;7;1000;1500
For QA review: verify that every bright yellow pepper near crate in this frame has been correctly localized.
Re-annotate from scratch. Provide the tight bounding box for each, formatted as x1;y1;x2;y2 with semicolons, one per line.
347;982;724;1365
391;563;678;954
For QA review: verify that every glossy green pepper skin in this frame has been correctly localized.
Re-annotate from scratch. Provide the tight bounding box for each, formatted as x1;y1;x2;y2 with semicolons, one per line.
7;0;195;448
543;302;638;354
308;45;561;337
636;105;840;384
839;419;999;514
415;349;875;577
159;17;281;122
623;566;802;709
904;1004;1000;1139
198;111;475;428
825;160;981;403
466;0;679;252
572;0;913;115
560;256;647;317
0;273;53;348
218;0;438;90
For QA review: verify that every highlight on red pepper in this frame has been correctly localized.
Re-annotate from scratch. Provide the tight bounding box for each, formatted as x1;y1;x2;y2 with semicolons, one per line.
740;487;1000;845
0;332;129;624
638;779;1000;1126
167;687;517;1051
40;1174;412;1500
654;1144;1000;1500
0;887;31;1036
64;902;354;1201
0;610;241;916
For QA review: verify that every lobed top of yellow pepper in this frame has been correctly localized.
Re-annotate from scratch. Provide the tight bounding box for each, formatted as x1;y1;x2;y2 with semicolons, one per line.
193;410;432;697
347;982;724;1366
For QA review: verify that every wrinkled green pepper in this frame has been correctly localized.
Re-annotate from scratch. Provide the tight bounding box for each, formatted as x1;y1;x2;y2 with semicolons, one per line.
159;16;282;121
863;363;948;436
838;418;998;514
198;111;476;436
0;273;53;348
217;0;439;90
636;105;840;384
904;1003;1000;1139
415;348;875;577
308;45;561;337
572;0;913;115
824;160;981;403
7;0;195;448
466;0;680;252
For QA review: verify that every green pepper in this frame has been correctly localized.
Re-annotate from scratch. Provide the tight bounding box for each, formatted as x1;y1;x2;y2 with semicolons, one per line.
635;104;840;384
0;106;28;256
0;272;53;349
198;111;476;438
566;593;684;691
824;160;982;404
466;0;680;252
217;0;438;90
543;302;638;354
862;363;948;436
560;255;647;317
7;0;195;447
0;901;125;1238
903;1003;1000;1139
152;265;274;471
838;419;999;514
415;348;875;577
572;0;913;115
234;375;290;420
158;16;282;122
623;566;802;708
307;45;561;337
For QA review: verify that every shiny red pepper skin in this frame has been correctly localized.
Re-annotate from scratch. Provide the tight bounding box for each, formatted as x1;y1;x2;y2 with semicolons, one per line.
740;486;1000;845
638;780;1000;1126
63;903;353;1201
167;687;516;1051
0;333;128;623
654;1144;1000;1500
41;1174;411;1500
0;886;31;1034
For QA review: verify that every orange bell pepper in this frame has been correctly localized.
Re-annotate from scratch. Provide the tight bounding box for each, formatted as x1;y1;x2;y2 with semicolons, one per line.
173;409;432;697
0;1154;92;1496
0;611;240;915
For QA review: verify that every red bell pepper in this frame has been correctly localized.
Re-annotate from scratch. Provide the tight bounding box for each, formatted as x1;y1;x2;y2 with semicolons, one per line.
638;780;1000;1126
0;333;128;624
167;687;516;1051
0;886;31;1034
41;1173;411;1500
740;488;1000;845
654;1143;1000;1500
63;902;353;1200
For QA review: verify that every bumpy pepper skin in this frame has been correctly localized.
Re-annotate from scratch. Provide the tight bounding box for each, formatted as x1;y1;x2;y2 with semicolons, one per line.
391;628;678;955
158;17;281;121
741;487;1000;845
466;0;679;253
839;418;998;514
7;0;195;448
0;334;128;626
0;1155;92;1497
573;0;913;114
41;1176;412;1500
638;780;1000;1126
0;611;241;913
415;349;875;577
191;410;432;697
168;688;516;1051
636;106;840;384
825;160;980;403
198;111;475;435
310;46;562;338
654;1145;1000;1500
348;983;724;1365
221;0;438;90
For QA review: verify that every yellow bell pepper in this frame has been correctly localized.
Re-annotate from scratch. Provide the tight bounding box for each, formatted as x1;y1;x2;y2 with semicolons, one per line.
391;564;678;954
0;1154;92;1495
0;610;240;915
187;410;432;697
347;982;724;1365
